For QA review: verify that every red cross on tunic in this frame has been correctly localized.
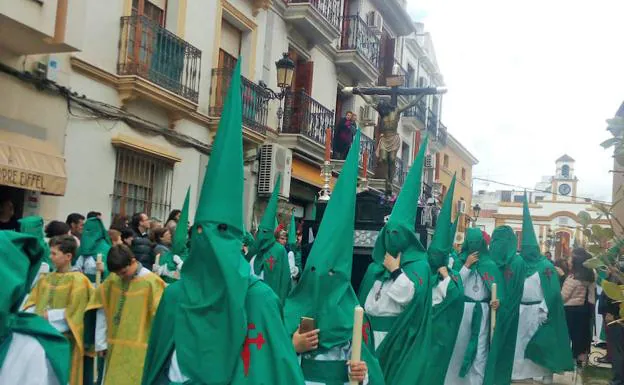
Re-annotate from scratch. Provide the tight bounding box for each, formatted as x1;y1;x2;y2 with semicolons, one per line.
241;323;266;376
266;256;276;271
362;322;370;345
482;272;495;282
544;268;553;280
504;267;514;281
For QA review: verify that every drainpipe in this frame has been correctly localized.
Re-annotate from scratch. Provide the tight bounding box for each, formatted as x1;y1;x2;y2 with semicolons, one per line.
53;0;68;44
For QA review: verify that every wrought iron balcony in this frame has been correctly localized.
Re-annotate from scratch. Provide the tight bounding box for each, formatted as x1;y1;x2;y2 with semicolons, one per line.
282;89;335;146
360;132;377;171
391;59;410;86
284;0;342;30
437;121;448;146
338;15;380;69
209;68;270;135
427;108;438;137
118;15;202;103
404;99;427;122
393;157;406;186
422;182;433;200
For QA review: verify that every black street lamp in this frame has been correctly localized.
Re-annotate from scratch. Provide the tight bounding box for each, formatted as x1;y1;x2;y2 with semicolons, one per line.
259;53;295;130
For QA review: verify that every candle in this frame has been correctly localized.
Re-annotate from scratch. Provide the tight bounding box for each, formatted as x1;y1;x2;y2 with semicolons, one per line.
325;127;332;161
362;150;368;178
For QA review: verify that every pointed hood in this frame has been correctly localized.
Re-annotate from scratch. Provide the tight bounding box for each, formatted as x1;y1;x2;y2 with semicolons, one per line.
256;175;282;253
428;174;456;270
458;227;491;268
79;217;111;257
521;192;543;271
171;188;190;257
285;131;362;350
0;231;70;384
175;59;250;384
18;216;52;267
372;136;429;265
490;225;518;269
287;210;297;247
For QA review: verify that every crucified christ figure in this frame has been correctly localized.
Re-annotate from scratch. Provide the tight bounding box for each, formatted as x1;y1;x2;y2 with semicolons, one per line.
354;91;425;195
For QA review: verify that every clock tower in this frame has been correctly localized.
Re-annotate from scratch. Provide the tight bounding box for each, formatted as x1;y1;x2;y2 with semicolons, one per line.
552;154;578;202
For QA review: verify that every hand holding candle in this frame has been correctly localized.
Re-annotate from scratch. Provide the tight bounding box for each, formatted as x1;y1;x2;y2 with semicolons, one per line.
490;283;497;342
349;306;364;385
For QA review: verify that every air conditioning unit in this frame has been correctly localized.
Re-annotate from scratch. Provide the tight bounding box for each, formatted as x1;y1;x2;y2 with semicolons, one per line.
424;154;434;169
457;199;467;214
258;144;293;198
366;11;383;33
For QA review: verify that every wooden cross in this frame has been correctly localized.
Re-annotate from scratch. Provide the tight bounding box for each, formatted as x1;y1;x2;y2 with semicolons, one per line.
241;323;266;376
266;256;276;271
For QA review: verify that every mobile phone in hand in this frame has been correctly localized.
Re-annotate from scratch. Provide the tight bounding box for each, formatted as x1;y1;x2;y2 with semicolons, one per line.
299;317;316;334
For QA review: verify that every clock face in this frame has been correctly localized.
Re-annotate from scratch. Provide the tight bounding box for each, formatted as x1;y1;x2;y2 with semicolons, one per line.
558;183;572;196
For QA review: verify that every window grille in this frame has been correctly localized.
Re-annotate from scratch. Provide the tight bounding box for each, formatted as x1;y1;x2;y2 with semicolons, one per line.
111;148;174;221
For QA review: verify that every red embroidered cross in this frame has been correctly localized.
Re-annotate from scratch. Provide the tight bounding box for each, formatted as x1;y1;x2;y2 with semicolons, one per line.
241;323;266;376
482;272;495;282
544;268;553;280
362;322;370;345
504;267;514;281
266;256;276;271
413;273;423;286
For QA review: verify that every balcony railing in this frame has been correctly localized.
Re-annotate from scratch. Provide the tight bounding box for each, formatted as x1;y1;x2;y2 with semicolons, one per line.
422;182;433;200
392;59;410;86
118;16;202;103
437;122;448;146
360;132;376;171
283;89;335;146
339;15;380;68
393;157;406;186
427;108;438;137
284;0;342;29
404;99;427;122
209;69;270;135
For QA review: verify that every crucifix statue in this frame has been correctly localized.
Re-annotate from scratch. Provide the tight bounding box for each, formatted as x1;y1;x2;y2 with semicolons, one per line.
343;82;446;195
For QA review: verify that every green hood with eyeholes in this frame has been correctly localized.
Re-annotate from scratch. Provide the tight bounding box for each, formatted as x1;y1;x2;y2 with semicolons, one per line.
490;225;518;269
371;136;429;269
428;174;456;271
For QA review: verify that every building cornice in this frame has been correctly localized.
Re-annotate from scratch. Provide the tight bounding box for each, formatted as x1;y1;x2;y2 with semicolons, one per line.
446;132;478;165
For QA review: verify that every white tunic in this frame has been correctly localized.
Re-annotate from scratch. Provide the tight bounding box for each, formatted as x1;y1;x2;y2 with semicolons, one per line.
0;333;60;385
444;266;490;385
364;272;415;349
432;276;452;306
512;272;551;380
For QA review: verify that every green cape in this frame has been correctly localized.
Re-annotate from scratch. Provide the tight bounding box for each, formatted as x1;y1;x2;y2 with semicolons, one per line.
483;225;526;385
253;174;291;305
18;216;53;269
0;231;70;384
358;137;432;385
77;217;112;278
427;174;465;385
284;131;384;384
159;188;190;283
519;194;574;373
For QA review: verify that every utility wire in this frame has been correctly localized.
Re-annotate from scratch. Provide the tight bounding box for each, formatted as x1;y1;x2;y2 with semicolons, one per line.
472;177;613;205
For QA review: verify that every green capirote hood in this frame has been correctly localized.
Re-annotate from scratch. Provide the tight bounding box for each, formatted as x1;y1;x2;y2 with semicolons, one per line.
372;136;429;265
255;174;282;254
284;130;362;351
490;225;518;269
428;174;457;271
174;59;250;384
79;217;112;257
520;192;541;263
0;231;70;385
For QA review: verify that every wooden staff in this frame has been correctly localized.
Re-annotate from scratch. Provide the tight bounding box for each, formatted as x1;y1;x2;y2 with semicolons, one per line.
490;283;497;343
350;306;364;385
94;254;102;384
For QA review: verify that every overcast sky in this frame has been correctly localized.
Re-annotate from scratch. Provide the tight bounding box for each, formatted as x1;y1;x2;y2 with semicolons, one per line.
406;0;623;202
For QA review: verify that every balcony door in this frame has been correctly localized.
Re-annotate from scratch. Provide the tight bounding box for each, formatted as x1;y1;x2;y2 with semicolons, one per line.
284;48;314;135
129;0;166;74
214;20;242;113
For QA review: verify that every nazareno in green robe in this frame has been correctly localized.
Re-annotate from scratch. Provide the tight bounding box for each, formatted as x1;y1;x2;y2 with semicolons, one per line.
483;226;527;385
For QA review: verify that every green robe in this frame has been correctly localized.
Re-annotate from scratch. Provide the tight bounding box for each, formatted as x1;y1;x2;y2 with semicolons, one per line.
483;253;526;384
142;278;305;385
253;242;291;306
428;270;464;385
524;258;574;373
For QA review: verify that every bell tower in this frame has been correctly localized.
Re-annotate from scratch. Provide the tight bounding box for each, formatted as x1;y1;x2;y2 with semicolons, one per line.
552;155;578;202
